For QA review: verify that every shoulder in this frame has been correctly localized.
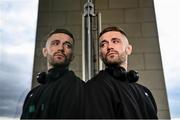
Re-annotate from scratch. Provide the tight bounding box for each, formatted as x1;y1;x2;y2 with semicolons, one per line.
85;71;111;94
27;85;41;95
75;75;85;85
134;83;157;111
86;70;105;85
87;70;109;82
67;70;85;84
134;83;153;95
24;85;42;99
22;85;42;108
131;83;156;102
86;70;115;91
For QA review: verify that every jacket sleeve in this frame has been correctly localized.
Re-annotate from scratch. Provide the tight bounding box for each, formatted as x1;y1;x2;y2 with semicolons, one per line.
20;86;41;119
142;86;158;113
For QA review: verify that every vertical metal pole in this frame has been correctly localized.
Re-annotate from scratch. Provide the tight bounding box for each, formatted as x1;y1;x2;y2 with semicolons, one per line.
82;0;95;81
82;14;86;81
87;4;92;81
97;12;104;71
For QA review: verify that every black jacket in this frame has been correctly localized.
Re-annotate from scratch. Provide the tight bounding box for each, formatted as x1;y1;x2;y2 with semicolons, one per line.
21;68;84;119
85;68;158;119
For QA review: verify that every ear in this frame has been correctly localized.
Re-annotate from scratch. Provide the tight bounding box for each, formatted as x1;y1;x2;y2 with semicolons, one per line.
125;44;132;55
42;48;48;57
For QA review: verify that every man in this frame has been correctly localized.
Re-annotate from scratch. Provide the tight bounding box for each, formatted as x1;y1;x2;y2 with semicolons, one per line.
21;29;84;119
85;26;158;119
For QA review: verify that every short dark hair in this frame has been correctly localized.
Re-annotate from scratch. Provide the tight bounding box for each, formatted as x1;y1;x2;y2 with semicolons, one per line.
43;28;75;47
98;26;127;39
47;28;74;41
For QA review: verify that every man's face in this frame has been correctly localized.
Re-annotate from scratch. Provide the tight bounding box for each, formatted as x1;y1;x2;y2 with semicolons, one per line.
43;33;74;69
99;31;132;67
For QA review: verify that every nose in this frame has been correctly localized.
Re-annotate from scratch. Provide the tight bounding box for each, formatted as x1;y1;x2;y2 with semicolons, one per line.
57;44;64;52
107;42;113;51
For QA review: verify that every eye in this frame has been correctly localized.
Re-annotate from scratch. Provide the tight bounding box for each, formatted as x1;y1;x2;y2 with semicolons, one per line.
63;42;72;49
112;39;120;44
100;43;105;48
99;41;108;48
51;40;60;46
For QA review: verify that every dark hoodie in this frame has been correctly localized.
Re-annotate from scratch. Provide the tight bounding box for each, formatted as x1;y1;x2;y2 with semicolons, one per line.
21;67;85;119
85;67;158;119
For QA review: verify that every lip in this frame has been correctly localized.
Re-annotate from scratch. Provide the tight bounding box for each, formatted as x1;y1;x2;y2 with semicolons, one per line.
107;52;117;56
54;53;65;57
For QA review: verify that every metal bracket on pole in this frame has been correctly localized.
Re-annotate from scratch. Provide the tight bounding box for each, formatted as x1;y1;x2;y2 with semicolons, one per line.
83;0;95;17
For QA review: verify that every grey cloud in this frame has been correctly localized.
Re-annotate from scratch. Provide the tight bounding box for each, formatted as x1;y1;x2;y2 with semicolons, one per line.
0;0;38;118
0;52;33;118
0;86;28;117
0;98;24;117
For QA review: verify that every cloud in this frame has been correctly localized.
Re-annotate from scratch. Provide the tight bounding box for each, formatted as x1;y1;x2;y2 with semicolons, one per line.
0;1;38;43
0;55;32;117
168;94;180;118
155;0;180;118
0;0;38;118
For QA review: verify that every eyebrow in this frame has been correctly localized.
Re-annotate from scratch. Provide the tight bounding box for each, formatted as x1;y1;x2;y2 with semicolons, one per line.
50;39;73;44
50;39;59;42
99;39;108;44
111;38;120;41
63;41;73;45
99;38;120;43
46;39;59;47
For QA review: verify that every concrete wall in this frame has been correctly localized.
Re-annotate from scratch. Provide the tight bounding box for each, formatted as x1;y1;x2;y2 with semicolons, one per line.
32;0;170;118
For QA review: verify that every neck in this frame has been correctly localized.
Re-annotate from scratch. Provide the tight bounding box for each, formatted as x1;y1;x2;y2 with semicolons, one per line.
48;65;53;70
106;62;127;71
47;63;68;71
119;62;127;70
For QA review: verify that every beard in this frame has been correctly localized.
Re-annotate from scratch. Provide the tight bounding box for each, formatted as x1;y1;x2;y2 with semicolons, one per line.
101;51;127;67
47;52;73;68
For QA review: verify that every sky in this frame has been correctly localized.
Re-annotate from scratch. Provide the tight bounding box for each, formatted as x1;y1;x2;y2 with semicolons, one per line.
154;0;180;118
0;0;38;119
0;0;180;119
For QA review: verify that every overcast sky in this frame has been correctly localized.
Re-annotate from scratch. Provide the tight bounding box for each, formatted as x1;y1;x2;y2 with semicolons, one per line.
0;0;38;119
154;0;180;118
0;0;180;119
